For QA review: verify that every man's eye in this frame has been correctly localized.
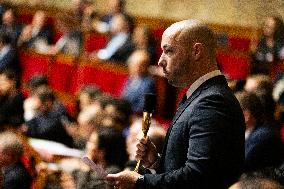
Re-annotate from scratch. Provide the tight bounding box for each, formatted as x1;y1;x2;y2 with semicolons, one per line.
164;49;172;54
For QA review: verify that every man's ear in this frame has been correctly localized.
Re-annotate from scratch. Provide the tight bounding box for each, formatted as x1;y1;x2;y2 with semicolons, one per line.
193;43;203;60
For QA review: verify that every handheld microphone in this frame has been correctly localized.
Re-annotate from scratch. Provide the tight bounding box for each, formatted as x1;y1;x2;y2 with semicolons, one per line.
134;93;156;172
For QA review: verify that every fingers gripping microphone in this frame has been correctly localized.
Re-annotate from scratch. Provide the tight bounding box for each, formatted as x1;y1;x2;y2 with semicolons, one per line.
134;93;156;172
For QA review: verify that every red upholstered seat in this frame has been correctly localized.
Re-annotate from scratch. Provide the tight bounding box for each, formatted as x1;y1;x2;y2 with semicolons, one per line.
69;60;128;96
84;32;108;54
228;37;251;52
216;51;250;80
19;51;51;82
48;54;76;93
17;12;33;24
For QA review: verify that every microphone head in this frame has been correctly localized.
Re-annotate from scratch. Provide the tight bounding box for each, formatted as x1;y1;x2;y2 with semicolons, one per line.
143;93;156;113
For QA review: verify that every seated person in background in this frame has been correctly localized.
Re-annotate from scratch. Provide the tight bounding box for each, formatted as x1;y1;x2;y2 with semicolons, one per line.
81;5;99;32
17;10;53;52
0;7;22;47
0;131;32;189
0;31;20;76
133;25;157;65
47;13;82;57
24;87;74;147
235;91;284;173
103;97;133;134
75;103;103;149
76;85;102;112
0;70;24;130
97;0;126;33
93;13;135;62
72;0;94;22
23;75;68;122
251;16;284;74
244;74;277;124
59;127;128;189
121;50;155;113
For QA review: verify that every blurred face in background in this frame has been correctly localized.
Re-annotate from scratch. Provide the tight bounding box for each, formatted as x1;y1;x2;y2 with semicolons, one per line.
85;132;104;164
263;17;276;38
108;0;122;14
110;14;127;34
0;74;14;96
133;26;149;48
32;11;46;28
128;50;150;77
2;9;14;26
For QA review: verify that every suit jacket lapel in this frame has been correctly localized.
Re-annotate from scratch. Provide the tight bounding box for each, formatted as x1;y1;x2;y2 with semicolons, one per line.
157;88;202;172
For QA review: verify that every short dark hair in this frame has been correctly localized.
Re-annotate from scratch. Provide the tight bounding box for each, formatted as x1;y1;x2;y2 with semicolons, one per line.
27;74;48;91
0;69;17;81
78;85;101;101
34;87;55;103
0;31;11;44
238;177;283;189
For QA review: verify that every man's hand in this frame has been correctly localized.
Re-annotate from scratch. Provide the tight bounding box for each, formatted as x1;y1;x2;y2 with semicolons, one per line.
136;137;158;168
105;170;140;189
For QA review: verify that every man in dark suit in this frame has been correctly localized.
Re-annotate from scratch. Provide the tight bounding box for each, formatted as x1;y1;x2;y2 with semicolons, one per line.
0;131;32;189
0;31;19;75
235;91;284;172
105;19;245;189
121;50;155;113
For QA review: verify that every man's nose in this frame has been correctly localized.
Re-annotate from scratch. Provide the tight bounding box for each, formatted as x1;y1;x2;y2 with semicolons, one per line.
158;53;165;67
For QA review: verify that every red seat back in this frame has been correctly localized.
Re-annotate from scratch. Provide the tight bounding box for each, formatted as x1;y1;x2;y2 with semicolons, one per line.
48;54;76;93
19;51;51;82
217;51;250;80
84;32;108;54
228;37;251;52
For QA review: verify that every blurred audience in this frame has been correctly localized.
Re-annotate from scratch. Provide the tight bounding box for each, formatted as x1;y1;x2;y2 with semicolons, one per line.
235;91;284;172
121;50;155;113
94;13;134;62
251;16;284;75
0;31;20;76
72;0;94;23
47;13;82;57
0;7;22;46
99;0;126;30
76;85;102;112
24;87;74;147
244;74;277;124
0;131;32;189
59;127;128;189
0;70;24;129
133;25;157;65
17;10;53;52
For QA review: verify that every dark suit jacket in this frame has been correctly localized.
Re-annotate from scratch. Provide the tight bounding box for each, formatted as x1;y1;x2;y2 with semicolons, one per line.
26;110;74;147
109;35;135;63
143;75;245;189
21;25;53;48
0;46;20;74
3;161;32;189
0;91;24;128
245;123;284;172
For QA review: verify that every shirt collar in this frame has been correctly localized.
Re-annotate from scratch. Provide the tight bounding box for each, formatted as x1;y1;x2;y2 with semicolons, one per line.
186;70;222;98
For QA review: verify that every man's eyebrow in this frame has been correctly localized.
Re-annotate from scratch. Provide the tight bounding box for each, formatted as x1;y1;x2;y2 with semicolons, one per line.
162;44;169;49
